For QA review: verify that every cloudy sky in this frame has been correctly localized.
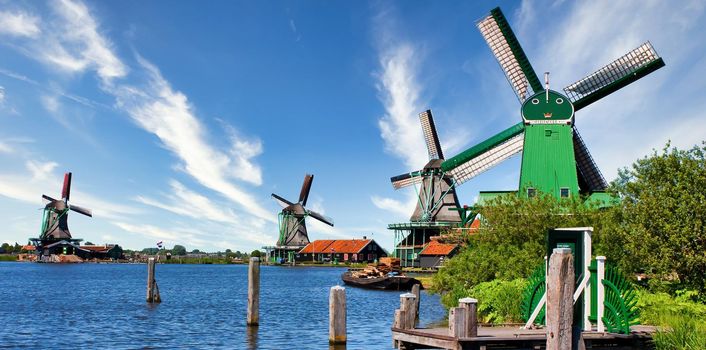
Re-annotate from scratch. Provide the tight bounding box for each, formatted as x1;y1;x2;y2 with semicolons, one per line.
1;0;704;252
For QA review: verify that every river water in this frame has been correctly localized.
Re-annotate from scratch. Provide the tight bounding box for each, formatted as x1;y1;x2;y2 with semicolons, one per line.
0;262;446;349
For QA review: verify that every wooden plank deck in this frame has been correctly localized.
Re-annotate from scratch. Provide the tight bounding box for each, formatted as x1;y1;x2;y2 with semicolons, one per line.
392;325;657;350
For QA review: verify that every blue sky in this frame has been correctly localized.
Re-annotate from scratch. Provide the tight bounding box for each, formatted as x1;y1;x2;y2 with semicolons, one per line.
1;0;705;252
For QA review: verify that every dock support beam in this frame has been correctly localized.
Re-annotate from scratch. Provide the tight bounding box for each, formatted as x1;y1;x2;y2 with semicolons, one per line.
247;257;260;326
329;285;347;344
146;257;161;303
546;248;574;350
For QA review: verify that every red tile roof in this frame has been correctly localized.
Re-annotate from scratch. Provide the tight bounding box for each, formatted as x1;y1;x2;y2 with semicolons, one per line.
21;245;35;251
299;239;372;254
419;240;458;256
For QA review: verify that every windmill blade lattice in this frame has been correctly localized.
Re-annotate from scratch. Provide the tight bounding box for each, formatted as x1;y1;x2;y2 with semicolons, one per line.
271;193;294;208
573;128;607;191
441;122;525;185
61;172;72;201
564;42;665;111
477;7;543;102
390;172;424;190
307;209;334;227
298;174;314;206
420;110;444;160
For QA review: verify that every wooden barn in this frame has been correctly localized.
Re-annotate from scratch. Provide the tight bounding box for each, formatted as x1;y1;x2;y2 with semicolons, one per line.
297;237;387;263
418;240;459;269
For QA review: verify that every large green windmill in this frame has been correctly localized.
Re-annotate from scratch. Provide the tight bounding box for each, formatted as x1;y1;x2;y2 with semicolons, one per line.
441;7;665;202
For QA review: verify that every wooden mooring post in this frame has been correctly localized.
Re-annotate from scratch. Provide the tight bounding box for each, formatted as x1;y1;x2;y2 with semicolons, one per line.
146;257;161;303
247;257;260;326
329;285;346;344
411;284;421;325
546;248;574;350
459;297;478;337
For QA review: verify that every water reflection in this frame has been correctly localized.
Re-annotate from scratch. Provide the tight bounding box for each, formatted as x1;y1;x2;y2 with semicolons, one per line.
246;325;258;350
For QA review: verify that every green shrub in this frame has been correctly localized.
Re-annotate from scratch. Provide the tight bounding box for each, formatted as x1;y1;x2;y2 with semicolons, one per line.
637;289;706;326
436;278;527;324
652;315;706;350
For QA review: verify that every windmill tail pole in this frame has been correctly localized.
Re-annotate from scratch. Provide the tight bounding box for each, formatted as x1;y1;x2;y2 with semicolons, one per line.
247;257;261;326
146;257;161;303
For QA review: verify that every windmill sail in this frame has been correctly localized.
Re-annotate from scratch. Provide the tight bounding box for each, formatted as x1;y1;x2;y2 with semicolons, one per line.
441;122;525;185
420;110;444;160
299;174;314;206
477;7;543;102
564;42;665;111
307;209;334;227
390;171;424;190
573;128;607;192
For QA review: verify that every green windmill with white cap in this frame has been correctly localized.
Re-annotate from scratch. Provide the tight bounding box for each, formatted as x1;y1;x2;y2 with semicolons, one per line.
440;7;665;202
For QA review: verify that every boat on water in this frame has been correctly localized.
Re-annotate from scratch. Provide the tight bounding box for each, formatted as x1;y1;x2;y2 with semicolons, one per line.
341;270;422;291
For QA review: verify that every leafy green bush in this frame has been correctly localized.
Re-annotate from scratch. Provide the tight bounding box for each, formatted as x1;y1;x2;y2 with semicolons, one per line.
469;279;527;324
434;278;527;324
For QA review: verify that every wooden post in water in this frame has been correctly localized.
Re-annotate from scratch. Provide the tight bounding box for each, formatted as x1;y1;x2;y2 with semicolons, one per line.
146;257;161;303
329;285;346;344
449;307;468;338
459;297;478;337
399;293;416;330
247;257;260;326
546;248;574;350
411;284;421;325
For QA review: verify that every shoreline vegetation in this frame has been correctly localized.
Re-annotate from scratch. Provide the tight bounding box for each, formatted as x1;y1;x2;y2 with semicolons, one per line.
427;142;706;349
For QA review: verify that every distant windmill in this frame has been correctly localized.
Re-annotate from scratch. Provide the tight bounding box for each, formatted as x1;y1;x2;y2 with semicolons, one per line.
31;172;93;258
390;110;462;223
271;174;333;262
439;7;665;200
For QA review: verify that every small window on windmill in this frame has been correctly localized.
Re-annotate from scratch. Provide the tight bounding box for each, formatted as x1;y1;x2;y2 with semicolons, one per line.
560;188;570;198
527;188;536;198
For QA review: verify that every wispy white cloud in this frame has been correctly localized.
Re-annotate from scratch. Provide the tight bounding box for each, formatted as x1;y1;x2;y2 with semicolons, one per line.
0;10;41;38
113;57;273;223
0;86;5;105
375;43;427;170
45;0;127;83
0;141;11;154
370;195;413;218
135;180;240;225
0;159;139;220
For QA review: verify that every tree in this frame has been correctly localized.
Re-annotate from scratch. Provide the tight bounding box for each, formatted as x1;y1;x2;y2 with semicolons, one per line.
85;241;95;245
250;249;262;258
430;192;608;308
603;142;706;293
172;245;187;256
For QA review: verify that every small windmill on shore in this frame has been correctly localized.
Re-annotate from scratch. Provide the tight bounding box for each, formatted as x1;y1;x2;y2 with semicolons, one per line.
31;172;93;257
388;110;463;267
390;110;462;224
270;174;333;263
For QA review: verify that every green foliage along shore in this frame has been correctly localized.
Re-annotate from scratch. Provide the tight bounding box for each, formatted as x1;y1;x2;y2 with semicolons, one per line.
429;142;706;343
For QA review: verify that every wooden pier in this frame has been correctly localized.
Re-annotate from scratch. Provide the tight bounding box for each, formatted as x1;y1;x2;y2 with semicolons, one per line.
391;325;656;350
